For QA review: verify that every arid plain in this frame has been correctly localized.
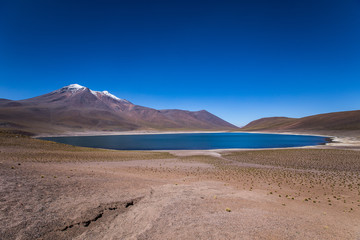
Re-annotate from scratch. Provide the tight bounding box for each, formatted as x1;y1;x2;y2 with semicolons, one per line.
1;129;360;240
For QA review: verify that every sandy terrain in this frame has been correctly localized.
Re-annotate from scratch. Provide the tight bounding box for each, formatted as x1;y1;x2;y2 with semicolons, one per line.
1;130;360;239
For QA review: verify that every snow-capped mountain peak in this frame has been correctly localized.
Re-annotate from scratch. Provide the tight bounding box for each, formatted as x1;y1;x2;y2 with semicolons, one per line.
1;84;237;133
67;84;85;89
56;84;129;103
63;84;86;91
56;84;87;93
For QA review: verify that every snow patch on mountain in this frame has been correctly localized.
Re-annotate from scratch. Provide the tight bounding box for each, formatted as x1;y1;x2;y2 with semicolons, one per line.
58;84;129;103
90;89;128;102
102;91;121;101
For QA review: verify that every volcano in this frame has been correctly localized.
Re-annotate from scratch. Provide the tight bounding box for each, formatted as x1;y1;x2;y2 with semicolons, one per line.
0;84;238;134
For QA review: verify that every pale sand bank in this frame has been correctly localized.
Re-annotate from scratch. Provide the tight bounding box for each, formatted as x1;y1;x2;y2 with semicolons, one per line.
35;130;229;138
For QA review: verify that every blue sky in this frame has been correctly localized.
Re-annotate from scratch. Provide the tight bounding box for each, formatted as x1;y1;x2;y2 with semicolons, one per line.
0;0;359;126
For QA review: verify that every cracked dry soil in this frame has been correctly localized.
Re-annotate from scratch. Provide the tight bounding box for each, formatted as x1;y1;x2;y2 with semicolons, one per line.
1;147;360;239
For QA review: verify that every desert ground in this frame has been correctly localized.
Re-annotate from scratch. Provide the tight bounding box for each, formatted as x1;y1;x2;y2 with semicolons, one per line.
1;130;360;239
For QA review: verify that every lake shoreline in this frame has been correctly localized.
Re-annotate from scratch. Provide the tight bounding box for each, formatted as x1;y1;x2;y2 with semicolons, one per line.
34;129;360;151
39;132;330;152
35;130;230;138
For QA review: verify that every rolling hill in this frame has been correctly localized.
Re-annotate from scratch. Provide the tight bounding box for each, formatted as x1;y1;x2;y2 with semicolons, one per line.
241;110;360;131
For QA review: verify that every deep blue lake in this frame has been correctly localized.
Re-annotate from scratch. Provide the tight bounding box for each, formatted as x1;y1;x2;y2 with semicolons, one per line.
40;132;328;150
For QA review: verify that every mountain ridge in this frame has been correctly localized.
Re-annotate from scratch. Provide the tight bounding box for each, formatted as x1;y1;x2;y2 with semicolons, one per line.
0;84;238;134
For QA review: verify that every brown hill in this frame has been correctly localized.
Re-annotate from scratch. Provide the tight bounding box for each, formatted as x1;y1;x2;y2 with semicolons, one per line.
241;110;360;131
0;84;238;134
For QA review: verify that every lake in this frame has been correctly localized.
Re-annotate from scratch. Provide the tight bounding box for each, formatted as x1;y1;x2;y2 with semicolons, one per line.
40;132;328;150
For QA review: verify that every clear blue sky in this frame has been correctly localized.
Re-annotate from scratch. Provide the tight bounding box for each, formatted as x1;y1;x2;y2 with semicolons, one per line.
1;0;359;126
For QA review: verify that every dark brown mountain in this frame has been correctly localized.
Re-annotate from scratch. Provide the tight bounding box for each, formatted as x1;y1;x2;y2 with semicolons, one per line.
241;110;360;131
0;84;238;134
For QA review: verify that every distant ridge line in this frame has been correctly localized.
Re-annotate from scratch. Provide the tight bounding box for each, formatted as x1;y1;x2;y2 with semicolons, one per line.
0;84;238;134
